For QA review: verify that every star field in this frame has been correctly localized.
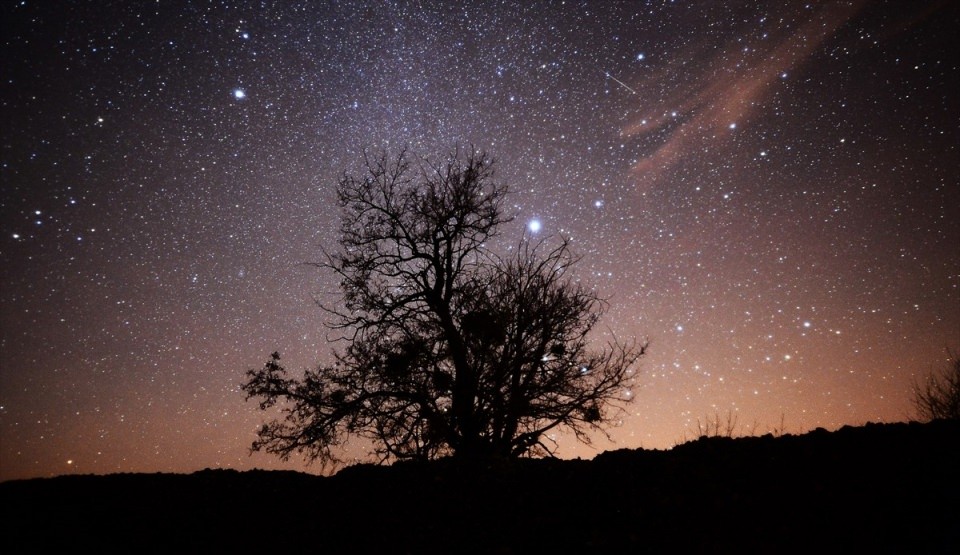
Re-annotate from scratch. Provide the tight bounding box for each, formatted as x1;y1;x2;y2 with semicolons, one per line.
1;1;958;480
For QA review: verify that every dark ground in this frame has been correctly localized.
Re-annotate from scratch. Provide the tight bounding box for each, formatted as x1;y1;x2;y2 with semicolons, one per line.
2;420;958;554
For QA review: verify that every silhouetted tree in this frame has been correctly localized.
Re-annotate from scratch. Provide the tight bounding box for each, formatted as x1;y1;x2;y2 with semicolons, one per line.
912;351;960;422
242;147;645;465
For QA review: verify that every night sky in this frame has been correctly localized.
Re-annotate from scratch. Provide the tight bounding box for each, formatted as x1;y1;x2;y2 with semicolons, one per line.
2;1;957;481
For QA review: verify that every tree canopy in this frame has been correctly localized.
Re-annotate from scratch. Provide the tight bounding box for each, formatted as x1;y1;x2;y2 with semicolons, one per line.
242;148;645;465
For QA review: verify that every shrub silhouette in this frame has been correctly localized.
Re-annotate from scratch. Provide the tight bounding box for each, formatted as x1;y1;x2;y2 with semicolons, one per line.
913;351;960;422
242;147;645;466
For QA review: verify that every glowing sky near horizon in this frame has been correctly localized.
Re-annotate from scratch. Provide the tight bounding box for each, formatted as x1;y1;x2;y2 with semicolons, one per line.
1;1;957;481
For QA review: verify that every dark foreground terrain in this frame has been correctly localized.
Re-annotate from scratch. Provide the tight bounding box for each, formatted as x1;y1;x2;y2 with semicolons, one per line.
2;420;958;554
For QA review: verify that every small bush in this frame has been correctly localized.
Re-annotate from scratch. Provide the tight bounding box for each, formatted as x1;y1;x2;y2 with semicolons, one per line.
912;351;960;422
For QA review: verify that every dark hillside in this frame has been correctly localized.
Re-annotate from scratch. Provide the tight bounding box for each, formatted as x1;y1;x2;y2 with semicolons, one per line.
2;420;957;554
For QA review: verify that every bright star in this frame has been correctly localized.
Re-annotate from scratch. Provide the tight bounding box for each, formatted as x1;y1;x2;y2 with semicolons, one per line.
233;89;246;99
528;219;542;233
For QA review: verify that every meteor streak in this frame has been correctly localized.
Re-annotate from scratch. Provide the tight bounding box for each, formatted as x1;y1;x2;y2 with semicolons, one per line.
604;70;638;95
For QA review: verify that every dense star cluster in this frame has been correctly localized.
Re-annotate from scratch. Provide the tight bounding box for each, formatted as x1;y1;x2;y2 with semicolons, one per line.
1;1;957;481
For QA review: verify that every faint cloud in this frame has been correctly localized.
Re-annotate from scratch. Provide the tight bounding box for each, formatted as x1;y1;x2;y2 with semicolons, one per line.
624;2;867;182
